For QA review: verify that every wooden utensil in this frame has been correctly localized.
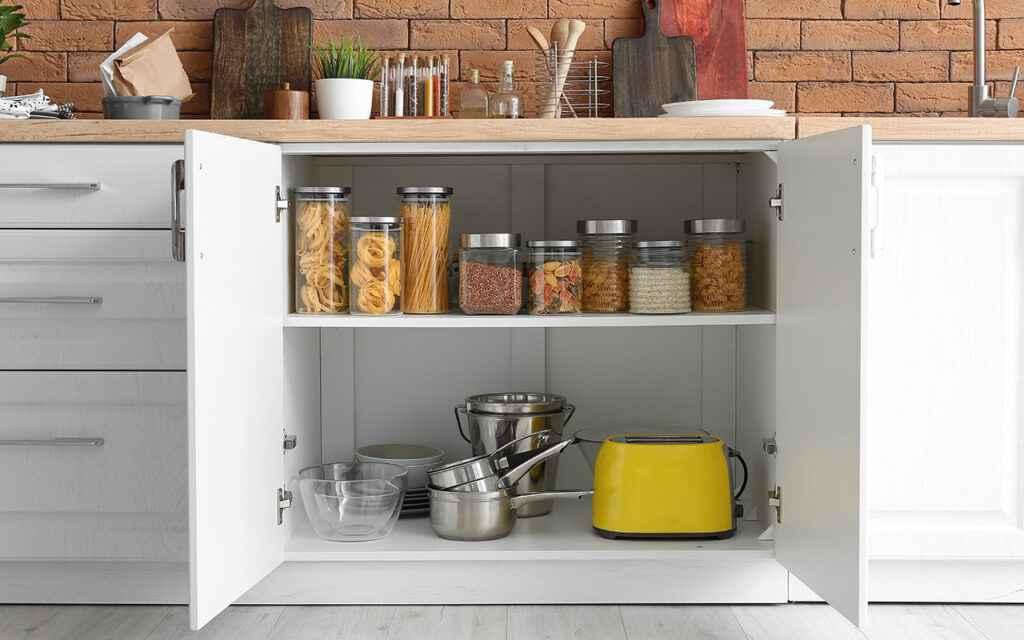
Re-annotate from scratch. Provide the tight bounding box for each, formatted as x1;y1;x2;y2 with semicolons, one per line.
263;82;309;119
662;0;748;99
549;19;569;50
612;0;696;118
211;0;312;119
527;25;577;117
540;19;585;119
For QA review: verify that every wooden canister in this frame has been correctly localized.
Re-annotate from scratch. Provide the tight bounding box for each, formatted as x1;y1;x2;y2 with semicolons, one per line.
263;82;309;119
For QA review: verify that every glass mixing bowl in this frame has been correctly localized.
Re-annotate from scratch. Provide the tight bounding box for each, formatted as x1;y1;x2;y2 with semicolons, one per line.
297;462;408;542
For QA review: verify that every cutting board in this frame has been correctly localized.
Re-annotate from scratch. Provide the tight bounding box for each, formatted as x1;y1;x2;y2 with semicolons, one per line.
662;0;748;99
612;0;697;118
211;0;312;119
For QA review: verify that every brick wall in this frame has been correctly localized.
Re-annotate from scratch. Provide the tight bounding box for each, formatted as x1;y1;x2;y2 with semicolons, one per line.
3;0;1023;117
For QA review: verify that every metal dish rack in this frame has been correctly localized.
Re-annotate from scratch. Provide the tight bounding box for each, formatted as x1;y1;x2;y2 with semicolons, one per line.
533;45;611;118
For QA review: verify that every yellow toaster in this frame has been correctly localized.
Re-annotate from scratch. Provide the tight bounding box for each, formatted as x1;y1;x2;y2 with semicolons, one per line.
592;434;744;539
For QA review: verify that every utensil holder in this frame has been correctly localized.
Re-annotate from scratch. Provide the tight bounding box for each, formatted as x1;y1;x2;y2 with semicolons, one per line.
533;45;611;118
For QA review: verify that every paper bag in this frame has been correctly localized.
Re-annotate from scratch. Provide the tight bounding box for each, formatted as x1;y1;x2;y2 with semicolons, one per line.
101;33;148;98
113;28;193;102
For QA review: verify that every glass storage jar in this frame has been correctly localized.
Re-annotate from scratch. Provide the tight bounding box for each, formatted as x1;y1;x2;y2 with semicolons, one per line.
526;240;582;315
630;241;691;314
685;218;747;312
578;219;637;313
398;186;453;314
294;186;350;314
459;233;522;315
349;217;402;315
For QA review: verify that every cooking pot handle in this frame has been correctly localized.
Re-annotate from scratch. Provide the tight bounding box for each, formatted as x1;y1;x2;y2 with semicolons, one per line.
454;405;471;443
498;437;577;489
509;489;593;509
490;429;554;460
563;402;576;427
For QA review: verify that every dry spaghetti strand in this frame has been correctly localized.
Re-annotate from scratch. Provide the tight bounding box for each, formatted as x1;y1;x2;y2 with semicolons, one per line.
400;199;451;313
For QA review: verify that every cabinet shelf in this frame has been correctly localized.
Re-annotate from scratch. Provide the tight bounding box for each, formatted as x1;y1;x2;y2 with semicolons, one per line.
283;308;776;329
284;498;772;562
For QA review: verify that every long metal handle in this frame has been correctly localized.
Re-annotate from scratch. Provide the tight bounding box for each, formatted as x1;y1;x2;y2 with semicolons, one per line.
171;159;185;262
1011;66;1020;98
498;437;576;489
0;182;100;190
509;489;593;509
0;437;104;446
0;296;102;304
489;429;554;461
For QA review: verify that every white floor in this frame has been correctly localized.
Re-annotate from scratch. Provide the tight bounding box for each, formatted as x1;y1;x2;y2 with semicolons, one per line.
2;604;1023;640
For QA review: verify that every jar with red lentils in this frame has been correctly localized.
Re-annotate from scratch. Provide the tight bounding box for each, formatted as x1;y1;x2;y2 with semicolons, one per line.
684;218;747;312
577;219;637;313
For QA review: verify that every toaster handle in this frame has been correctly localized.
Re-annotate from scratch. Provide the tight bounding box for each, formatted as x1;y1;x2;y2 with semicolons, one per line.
728;448;748;500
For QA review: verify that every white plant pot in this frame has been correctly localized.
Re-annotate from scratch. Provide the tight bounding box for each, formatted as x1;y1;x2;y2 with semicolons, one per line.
0;75;7;96
315;78;373;120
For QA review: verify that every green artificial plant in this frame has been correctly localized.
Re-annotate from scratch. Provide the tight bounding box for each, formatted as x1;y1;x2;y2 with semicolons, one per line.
312;34;381;81
0;0;29;66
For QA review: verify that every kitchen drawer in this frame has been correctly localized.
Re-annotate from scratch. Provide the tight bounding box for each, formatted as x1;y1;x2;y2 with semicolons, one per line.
0;371;187;516
0;144;181;229
0;230;185;370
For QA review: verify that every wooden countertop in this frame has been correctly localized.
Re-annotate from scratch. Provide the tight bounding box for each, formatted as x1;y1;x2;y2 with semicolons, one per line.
798;117;1024;141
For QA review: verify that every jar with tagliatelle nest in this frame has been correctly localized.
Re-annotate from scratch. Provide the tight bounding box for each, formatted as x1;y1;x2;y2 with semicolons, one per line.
294;187;350;314
685;218;747;312
349;217;402;315
398;186;452;314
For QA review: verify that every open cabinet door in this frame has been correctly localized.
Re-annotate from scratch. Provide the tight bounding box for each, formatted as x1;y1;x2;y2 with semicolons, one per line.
185;131;285;629
775;126;871;627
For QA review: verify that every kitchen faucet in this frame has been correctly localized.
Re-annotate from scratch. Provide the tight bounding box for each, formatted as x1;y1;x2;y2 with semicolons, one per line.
947;0;1020;116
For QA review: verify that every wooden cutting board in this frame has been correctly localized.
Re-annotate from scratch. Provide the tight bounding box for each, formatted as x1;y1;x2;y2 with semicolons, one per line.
211;0;312;119
662;0;748;99
612;0;697;118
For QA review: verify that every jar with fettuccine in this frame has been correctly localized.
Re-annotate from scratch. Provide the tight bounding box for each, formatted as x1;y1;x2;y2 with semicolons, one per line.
294;187;350;314
398;186;452;314
349;217;403;315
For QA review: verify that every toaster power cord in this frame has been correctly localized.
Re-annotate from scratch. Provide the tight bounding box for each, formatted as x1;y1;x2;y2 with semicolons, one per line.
728;448;748;500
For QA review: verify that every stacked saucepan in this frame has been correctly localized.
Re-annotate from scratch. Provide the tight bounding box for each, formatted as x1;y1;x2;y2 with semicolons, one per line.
426;430;592;541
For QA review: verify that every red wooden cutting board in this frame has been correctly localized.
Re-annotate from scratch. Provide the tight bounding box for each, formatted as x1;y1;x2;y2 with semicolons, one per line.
662;0;748;99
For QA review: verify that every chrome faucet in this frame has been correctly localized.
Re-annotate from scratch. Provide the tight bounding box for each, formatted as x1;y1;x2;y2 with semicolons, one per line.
948;0;1020;116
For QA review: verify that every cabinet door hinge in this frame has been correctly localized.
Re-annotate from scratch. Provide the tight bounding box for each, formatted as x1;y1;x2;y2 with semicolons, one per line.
769;184;783;221
762;436;777;456
275;186;288;223
283;431;297;451
768;486;782;524
277;488;293;525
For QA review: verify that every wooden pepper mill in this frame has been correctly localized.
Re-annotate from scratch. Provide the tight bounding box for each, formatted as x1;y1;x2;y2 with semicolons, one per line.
263;82;309;119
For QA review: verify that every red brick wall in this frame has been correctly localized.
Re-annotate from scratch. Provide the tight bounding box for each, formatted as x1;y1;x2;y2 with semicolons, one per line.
3;0;1022;117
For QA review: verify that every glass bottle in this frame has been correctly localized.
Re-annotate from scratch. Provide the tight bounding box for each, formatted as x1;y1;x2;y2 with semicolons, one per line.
489;60;524;119
459;69;489;119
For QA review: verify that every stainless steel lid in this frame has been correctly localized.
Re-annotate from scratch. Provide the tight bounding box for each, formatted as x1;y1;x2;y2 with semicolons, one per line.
397;186;454;195
636;240;683;249
684;218;745;234
527;240;579;248
350;216;401;224
464;392;567;415
294;186;350;196
577;219;638;234
460;233;521;249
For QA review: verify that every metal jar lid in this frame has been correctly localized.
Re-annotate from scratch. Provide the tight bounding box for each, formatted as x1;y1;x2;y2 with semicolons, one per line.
397;186;454;195
294;186;350;199
577;219;638;235
460;233;521;249
464;392;567;415
684;218;745;234
636;240;683;249
527;240;579;248
350;216;401;224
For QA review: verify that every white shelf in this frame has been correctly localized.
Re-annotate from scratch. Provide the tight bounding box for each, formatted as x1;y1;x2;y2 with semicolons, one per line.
285;497;773;562
283;308;776;329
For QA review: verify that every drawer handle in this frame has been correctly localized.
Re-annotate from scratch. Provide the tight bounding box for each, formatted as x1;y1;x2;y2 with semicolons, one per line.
0;437;104;447
171;159;185;262
0;296;102;304
0;182;101;190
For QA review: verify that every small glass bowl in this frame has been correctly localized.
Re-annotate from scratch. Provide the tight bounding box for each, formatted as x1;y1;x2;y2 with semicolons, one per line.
297;462;408;542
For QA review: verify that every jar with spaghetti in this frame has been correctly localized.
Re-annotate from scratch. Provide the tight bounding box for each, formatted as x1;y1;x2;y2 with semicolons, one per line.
294;186;350;314
526;241;581;315
630;241;691;314
578;219;637;313
349;217;402;315
685;218;747;312
459;233;522;315
398;186;452;314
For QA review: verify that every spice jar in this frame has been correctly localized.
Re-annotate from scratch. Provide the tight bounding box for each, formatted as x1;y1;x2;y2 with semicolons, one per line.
630;241;691;314
459;233;522;315
685;218;747;312
294;186;350;314
526;241;582;315
398;186;453;314
349;217;402;315
578;219;637;313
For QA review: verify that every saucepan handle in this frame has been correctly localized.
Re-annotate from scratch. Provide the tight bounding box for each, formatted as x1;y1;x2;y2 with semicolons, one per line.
498;437;577;489
509;489;594;510
489;428;553;460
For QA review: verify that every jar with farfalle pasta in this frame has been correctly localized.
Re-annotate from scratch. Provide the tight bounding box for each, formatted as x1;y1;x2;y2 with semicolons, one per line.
349;217;403;315
294;187;350;314
685;218;747;312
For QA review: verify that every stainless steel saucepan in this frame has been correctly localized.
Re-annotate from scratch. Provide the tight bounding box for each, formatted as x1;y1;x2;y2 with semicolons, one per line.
427;429;552;489
428;486;593;541
445;437;578;492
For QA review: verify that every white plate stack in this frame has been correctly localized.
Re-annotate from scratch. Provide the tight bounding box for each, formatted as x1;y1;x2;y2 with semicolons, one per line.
355;444;444;517
660;99;786;118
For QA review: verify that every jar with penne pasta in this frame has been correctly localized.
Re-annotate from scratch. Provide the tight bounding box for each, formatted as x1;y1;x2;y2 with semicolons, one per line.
294;187;350;314
349;217;403;315
398;186;453;314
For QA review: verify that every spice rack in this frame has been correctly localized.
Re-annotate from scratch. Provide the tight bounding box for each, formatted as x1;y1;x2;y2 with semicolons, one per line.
378;54;451;118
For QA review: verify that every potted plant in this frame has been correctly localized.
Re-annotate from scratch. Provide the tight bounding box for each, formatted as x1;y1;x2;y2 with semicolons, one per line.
0;0;29;95
312;34;381;120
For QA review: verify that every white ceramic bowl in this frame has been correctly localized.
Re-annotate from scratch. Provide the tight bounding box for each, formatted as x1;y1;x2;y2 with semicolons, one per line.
355;444;445;488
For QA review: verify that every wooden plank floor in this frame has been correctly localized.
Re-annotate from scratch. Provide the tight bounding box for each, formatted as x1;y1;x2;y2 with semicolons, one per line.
1;604;1022;639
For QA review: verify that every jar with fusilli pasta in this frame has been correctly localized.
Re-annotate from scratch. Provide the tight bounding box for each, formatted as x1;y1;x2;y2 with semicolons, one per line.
294;187;350;314
350;217;403;315
578;219;637;313
685;218;747;312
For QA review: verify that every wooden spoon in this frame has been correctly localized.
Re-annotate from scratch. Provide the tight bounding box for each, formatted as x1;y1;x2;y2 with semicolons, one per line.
541;19;586;118
527;25;577;117
550;18;569;49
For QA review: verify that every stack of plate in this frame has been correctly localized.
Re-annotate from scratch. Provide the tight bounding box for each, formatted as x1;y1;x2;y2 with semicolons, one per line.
401;487;431;516
660;99;786;118
355;443;444;518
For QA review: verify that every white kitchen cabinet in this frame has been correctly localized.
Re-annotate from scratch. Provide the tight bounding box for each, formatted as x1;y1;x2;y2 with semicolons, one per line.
181;127;873;630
